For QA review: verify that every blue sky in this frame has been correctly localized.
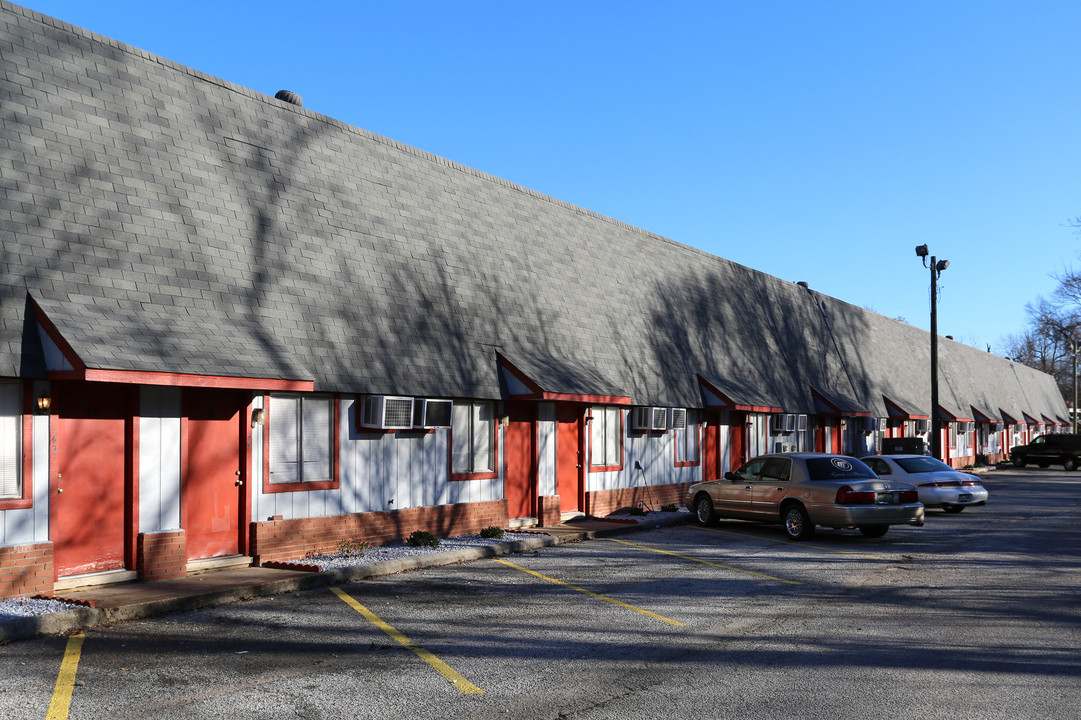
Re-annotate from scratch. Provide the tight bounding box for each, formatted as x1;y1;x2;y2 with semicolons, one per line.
20;0;1081;353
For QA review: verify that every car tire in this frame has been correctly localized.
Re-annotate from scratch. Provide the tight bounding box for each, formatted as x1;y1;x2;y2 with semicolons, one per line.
1065;458;1078;472
782;504;814;540
1012;455;1026;468
941;504;965;514
858;524;889;537
694;494;717;526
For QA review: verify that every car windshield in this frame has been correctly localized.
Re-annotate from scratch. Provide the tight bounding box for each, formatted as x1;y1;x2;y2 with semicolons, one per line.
805;457;876;481
893;457;954;473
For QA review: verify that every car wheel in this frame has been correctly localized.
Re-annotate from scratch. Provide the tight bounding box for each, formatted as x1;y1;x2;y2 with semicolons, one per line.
782;504;814;540
1065;458;1078;472
942;504;964;514
1012;455;1026;468
695;494;717;526
858;524;889;538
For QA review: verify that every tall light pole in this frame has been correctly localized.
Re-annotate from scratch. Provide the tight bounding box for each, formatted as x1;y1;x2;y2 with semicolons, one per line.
916;245;949;460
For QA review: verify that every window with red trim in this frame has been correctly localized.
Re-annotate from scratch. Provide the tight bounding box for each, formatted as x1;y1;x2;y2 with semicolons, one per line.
675;409;701;466
589;406;623;471
451;401;497;479
266;393;337;491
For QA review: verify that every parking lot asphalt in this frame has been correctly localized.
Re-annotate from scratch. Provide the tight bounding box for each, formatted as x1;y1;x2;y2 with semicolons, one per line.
0;514;692;645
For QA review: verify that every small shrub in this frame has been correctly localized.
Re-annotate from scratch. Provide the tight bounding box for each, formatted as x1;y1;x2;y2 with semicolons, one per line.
660;503;679;513
628;506;647;516
408;530;440;548
479;526;505;539
337;538;369;558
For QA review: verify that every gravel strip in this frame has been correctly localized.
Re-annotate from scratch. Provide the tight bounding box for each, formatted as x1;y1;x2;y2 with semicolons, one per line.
300;531;544;570
0;596;83;619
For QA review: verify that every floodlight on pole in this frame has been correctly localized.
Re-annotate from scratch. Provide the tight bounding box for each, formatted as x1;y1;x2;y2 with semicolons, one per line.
916;245;949;460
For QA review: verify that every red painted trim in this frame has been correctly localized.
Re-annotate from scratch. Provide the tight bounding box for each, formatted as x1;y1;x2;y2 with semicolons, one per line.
449;400;501;482
125;394;139;572
76;368;313;391
240;396;253;555
30;299;86;371
0;384;34;511
261;393;343;495
498;354;545;396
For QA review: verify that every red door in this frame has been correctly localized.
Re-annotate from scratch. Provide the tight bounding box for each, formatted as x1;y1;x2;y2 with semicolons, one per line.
703;412;720;480
51;383;130;577
182;389;246;560
729;412;746;471
504;402;535;520
555;405;582;513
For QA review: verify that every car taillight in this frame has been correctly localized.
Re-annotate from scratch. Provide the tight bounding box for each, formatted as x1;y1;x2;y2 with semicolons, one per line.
961;480;981;487
835;485;876;504
898;489;918;503
918;481;961;487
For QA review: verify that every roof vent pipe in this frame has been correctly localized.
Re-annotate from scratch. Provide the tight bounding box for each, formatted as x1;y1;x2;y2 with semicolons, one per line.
274;90;303;107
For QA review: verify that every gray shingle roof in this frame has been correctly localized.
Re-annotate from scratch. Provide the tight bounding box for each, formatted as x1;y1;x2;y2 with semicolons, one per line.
0;0;1067;422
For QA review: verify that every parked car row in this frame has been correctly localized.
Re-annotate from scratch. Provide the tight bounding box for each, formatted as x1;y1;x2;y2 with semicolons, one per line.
685;452;989;541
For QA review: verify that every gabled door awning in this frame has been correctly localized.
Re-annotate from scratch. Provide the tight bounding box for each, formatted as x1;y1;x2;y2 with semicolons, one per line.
812;386;870;417
499;353;632;405
698;375;781;413
883;394;929;420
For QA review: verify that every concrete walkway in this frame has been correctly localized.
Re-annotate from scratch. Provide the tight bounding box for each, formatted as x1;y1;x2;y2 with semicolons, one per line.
1;514;691;644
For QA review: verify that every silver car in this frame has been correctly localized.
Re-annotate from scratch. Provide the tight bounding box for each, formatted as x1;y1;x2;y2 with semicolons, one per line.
862;455;989;513
685;453;925;540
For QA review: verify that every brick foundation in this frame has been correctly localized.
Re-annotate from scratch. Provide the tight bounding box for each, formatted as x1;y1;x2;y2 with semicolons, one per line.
250;499;510;565
537;495;562;526
584;483;694;517
0;542;55;600
137;530;187;582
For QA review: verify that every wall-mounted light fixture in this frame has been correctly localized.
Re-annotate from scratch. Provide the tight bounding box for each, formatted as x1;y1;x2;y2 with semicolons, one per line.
36;395;51;414
251;408;265;426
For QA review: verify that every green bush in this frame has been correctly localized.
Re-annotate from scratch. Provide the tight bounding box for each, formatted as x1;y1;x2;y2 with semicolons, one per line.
661;503;679;513
479;526;505;539
337;538;369;557
408;530;440;548
628;506;647;516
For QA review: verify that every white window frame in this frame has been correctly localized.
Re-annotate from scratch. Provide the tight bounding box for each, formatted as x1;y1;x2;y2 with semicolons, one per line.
590;406;622;468
675;409;700;464
452;400;495;475
0;382;21;500
269;393;333;484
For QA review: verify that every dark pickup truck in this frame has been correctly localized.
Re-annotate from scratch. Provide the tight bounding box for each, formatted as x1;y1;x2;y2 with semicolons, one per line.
1010;434;1081;471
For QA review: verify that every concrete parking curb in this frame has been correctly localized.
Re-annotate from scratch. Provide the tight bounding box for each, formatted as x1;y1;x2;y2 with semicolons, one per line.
1;513;692;644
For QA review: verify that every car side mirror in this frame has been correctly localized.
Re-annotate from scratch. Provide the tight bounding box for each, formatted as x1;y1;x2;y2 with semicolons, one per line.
724;471;737;481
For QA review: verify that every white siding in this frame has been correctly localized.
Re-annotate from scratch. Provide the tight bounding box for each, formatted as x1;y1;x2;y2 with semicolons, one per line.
254;395;501;522
139;386;182;533
537;403;556;497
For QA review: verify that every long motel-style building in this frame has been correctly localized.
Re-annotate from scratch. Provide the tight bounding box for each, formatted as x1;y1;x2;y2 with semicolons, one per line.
0;1;1068;599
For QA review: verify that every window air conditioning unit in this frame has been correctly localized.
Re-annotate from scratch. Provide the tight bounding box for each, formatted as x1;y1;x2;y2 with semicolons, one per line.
991;422;1004;432
914;419;929;433
360;395;414;430
771;414;797;433
668;408;687;430
413;399;453;428
631;407;667;431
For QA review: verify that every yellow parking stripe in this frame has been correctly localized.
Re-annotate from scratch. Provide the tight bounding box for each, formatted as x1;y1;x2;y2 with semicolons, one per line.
493;558;685;627
330;587;483;694
604;538;800;584
692;525;883;560
46;633;85;720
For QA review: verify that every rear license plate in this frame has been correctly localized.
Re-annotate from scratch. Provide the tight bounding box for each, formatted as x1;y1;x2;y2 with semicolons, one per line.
958;494;972;502
876;492;897;504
